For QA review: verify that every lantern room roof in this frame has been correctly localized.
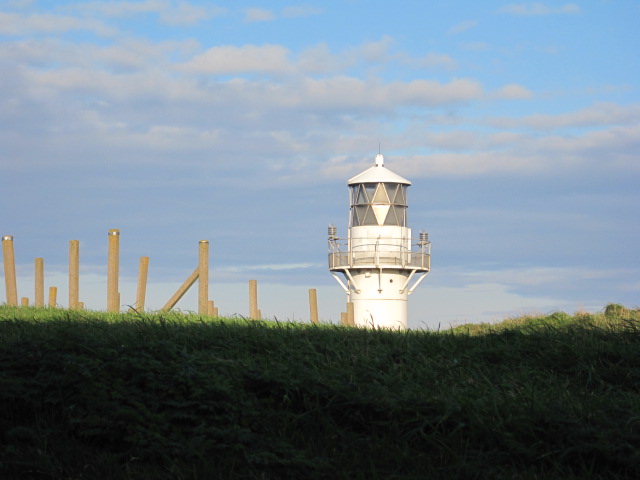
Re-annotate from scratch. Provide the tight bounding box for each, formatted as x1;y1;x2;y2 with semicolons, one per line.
347;153;411;186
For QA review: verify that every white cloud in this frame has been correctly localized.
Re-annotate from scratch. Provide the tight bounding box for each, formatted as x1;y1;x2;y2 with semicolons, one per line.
221;263;320;273
243;7;275;22
401;122;640;177
447;20;477;35
180;44;293;74
416;52;457;70
281;5;322;18
0;11;114;35
492;102;640;130
6;0;35;8
158;2;220;26
492;83;534;100
70;0;166;17
498;3;581;15
68;0;226;23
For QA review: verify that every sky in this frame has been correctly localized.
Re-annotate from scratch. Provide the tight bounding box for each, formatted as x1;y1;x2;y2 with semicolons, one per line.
1;0;639;329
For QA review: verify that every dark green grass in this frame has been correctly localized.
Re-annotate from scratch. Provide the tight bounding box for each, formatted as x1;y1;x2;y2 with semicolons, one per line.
1;305;639;479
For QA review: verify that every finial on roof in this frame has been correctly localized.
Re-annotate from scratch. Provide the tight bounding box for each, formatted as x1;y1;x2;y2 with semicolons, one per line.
374;153;384;167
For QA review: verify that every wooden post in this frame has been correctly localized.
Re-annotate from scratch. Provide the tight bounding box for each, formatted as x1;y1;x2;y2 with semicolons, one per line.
249;279;259;319
35;257;44;307
198;240;209;315
107;229;120;312
162;267;199;311
347;302;355;327
21;297;29;306
309;288;319;324
69;240;79;309
48;286;57;307
2;235;18;306
208;300;214;316
340;312;348;326
134;256;149;311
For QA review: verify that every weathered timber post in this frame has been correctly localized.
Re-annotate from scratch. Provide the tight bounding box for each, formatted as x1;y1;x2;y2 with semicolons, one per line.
198;240;209;316
21;297;29;306
134;256;149;311
309;288;319;324
107;229;120;312
35;258;44;307
208;300;219;317
48;287;57;307
69;240;80;309
340;312;348;326
162;267;199;311
347;302;355;327
249;279;259;319
2;235;18;306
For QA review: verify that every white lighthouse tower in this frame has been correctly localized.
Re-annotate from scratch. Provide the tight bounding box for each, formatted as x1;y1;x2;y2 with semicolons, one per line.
328;153;431;329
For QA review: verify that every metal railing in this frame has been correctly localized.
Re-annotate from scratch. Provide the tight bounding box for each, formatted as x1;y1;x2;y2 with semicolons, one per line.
328;237;430;271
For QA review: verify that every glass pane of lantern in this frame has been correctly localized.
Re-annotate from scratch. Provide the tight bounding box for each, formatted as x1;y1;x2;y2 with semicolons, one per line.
364;183;377;203
372;204;390;225
356;206;370;225
385;184;398;204
356;185;367;205
394;185;406;205
362;206;378;225
350;207;359;226
372;183;390;203
384;206;400;225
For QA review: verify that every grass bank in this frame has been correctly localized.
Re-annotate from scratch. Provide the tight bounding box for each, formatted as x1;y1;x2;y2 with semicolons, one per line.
1;306;639;479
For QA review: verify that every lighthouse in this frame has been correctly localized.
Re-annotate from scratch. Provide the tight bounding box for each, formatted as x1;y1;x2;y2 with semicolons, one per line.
328;153;431;329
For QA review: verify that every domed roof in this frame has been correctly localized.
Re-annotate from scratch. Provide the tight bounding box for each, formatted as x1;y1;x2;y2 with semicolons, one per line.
347;154;411;186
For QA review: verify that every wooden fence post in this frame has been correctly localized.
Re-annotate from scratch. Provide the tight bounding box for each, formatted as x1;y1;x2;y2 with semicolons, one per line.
35;258;44;307
134;256;149;311
162;267;199;311
107;229;120;312
48;287;57;307
347;302;355;327
69;240;79;309
249;280;259;319
198;240;209;315
2;235;18;306
340;312;348;326
309;288;319;324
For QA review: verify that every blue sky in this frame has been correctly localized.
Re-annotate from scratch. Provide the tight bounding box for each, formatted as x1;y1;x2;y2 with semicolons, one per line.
1;0;639;328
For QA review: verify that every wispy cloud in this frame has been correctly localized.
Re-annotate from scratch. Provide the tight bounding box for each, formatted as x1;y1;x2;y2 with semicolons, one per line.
68;1;226;25
498;3;581;15
243;7;275;23
0;11;114;35
221;263;320;273
180;44;293;74
490;102;640;130
447;20;477;35
492;84;534;100
282;5;322;18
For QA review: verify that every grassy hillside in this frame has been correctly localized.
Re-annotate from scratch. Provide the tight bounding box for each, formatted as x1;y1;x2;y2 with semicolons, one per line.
1;305;639;479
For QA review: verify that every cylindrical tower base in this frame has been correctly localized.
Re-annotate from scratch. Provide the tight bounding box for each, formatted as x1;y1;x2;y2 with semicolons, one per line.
350;269;409;329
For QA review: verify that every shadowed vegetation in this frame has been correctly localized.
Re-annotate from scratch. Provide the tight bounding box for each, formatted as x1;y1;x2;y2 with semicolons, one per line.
1;305;639;479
